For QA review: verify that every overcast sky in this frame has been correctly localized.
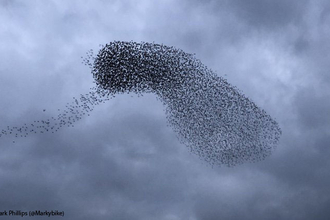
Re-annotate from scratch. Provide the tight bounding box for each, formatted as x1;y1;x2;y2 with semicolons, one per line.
1;0;330;219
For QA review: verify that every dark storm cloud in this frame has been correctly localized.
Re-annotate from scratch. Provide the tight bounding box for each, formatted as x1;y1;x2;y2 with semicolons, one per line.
0;0;20;8
226;0;309;29
294;86;330;130
293;36;310;54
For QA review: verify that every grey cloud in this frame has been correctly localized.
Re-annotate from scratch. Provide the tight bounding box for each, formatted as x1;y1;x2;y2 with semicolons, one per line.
294;86;330;130
293;36;310;54
1;99;195;219
1;0;330;219
227;0;309;29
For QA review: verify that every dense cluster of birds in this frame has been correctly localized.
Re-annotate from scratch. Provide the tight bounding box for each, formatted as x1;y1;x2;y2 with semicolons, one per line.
1;41;281;166
88;41;281;166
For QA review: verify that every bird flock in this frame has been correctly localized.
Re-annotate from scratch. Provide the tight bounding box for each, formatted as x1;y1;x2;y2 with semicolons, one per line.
1;41;281;166
0;90;110;142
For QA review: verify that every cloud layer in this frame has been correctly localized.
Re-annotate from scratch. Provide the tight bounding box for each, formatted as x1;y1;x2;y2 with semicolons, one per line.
1;0;329;219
